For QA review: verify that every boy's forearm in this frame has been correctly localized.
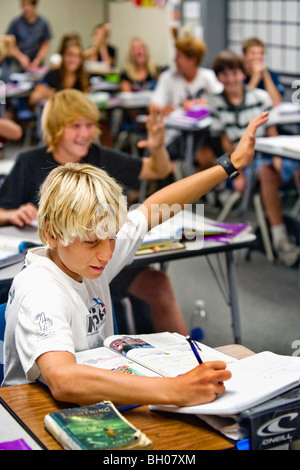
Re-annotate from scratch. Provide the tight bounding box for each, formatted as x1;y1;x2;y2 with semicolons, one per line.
34;40;50;65
46;361;176;407
11;45;24;62
148;146;172;178
261;69;282;106
139;165;227;229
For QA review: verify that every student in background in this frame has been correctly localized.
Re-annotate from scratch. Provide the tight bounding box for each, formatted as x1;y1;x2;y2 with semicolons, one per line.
205;50;300;267
6;0;52;72
120;37;158;93
117;37;159;153
150;36;223;160
2;111;268;405
0;89;187;335
29;39;90;106
242;37;284;107
48;31;82;69
84;23;117;68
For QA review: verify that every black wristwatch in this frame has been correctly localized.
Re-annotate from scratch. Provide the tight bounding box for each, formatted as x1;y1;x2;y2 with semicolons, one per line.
216;153;240;179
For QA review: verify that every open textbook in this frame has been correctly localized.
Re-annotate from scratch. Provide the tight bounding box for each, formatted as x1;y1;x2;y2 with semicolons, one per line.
76;332;236;379
76;332;300;417
137;209;252;254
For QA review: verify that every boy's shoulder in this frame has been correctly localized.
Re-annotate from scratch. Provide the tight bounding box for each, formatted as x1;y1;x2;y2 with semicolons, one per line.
16;146;50;166
245;86;272;103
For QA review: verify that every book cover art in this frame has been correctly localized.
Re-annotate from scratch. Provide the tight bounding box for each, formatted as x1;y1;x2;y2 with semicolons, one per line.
45;401;150;450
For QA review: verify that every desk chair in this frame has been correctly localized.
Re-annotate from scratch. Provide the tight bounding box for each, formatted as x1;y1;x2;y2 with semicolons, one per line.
0;303;6;385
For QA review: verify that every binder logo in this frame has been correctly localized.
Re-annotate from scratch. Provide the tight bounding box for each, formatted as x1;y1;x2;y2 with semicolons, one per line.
257;412;298;437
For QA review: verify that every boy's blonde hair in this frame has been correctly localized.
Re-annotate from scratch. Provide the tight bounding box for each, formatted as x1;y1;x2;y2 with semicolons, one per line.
41;89;101;153
175;36;207;66
38;163;128;247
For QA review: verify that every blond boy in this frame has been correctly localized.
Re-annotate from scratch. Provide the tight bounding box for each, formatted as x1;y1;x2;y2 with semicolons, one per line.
3;112;268;406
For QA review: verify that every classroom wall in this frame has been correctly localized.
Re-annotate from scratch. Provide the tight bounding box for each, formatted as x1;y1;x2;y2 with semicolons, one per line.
108;1;174;69
0;0;174;70
0;0;106;58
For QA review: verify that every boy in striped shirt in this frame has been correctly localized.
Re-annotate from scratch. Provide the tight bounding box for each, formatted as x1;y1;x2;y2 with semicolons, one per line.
198;50;300;267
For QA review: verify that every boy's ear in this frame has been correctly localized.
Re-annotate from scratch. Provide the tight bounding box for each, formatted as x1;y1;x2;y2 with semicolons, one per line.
45;221;58;248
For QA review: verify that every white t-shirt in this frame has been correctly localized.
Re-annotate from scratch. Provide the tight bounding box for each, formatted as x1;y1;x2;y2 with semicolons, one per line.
2;210;148;386
151;66;223;109
151;67;223;146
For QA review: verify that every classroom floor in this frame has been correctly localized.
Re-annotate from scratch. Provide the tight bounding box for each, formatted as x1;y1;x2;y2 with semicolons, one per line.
2;140;300;357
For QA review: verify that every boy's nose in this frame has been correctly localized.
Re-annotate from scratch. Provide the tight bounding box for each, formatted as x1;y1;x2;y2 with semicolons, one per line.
96;239;115;262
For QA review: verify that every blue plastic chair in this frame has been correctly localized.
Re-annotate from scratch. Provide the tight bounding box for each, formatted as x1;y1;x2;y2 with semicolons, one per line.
0;303;7;385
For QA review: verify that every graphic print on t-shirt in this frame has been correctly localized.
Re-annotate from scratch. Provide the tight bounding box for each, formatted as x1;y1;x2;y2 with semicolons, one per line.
86;297;106;336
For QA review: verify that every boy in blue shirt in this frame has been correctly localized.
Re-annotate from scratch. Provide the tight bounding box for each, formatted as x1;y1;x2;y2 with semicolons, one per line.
242;37;284;107
6;0;52;71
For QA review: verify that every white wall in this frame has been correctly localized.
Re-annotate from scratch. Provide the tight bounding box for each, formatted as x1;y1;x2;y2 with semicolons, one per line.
0;0;105;58
108;1;174;69
0;0;173;69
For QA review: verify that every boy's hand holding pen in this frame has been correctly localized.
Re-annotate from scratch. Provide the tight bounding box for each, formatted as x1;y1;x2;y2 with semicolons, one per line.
186;335;203;364
186;335;230;390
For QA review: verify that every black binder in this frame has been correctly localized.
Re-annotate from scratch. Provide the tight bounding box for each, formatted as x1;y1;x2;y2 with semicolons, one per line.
239;386;300;450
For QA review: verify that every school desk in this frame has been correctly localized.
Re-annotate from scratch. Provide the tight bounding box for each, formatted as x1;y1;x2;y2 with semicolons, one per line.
255;135;300;161
0;344;254;451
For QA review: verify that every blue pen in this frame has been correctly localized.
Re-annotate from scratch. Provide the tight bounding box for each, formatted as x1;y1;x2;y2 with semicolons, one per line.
186;335;203;364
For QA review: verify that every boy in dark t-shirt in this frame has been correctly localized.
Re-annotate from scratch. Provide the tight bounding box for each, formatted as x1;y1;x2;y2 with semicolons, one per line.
0;89;189;335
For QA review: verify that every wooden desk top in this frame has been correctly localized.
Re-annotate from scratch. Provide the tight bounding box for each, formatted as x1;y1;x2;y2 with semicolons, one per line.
0;344;254;451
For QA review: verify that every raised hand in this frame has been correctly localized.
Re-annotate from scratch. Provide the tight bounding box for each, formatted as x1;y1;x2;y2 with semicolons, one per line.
231;111;269;171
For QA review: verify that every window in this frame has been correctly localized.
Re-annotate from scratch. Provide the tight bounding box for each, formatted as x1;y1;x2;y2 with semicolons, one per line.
226;0;300;76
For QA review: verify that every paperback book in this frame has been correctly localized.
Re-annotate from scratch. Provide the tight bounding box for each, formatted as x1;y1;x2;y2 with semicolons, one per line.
44;401;152;450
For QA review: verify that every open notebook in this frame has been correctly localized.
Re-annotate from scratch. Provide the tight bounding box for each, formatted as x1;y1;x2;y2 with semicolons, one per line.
75;332;300;417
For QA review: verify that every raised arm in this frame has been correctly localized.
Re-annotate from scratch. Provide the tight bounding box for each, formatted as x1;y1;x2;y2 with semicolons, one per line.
137;109;172;180
138;111;269;229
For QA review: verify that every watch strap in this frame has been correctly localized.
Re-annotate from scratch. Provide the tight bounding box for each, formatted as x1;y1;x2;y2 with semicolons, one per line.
216;153;240;179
